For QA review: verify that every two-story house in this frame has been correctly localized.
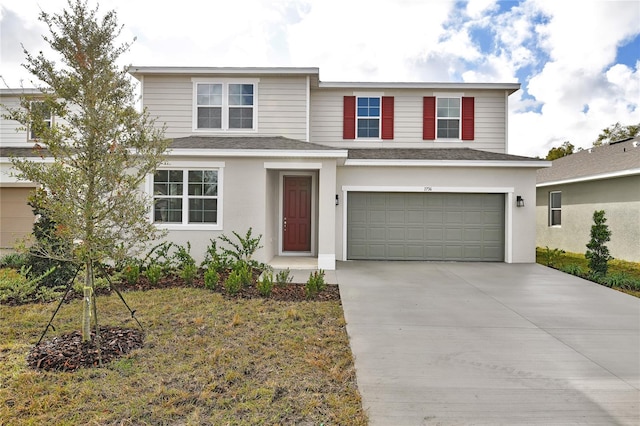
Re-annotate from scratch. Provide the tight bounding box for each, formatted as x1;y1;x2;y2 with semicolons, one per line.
1;68;547;268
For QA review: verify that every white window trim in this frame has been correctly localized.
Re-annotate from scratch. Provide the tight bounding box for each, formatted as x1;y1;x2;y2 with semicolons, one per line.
192;78;259;133
148;165;224;230
433;92;464;141
356;95;381;139
549;191;561;227
28;100;53;141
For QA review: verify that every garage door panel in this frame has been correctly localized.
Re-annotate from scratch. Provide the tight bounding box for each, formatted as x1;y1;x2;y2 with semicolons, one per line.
387;210;405;224
406;227;425;240
347;192;504;261
387;227;406;240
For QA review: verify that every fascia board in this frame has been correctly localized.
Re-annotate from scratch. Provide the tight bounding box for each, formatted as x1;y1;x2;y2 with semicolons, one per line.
318;81;521;94
128;66;320;78
537;168;640;187
165;149;348;158
344;159;550;167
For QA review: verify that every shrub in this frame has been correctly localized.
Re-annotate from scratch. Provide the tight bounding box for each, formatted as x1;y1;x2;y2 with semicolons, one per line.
145;264;163;285
560;264;586;277
218;228;265;272
0;266;58;304
201;239;231;271
204;268;219;290
305;270;326;299
601;272;640;290
224;270;243;295
122;261;141;285
256;271;274;297
0;252;29;269
143;241;178;273
233;261;253;287
543;246;565;268
586;210;612;278
275;268;293;287
174;242;197;285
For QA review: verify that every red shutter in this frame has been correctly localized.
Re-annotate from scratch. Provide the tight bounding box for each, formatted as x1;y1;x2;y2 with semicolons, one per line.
343;96;356;139
461;97;475;140
423;97;436;140
381;96;394;140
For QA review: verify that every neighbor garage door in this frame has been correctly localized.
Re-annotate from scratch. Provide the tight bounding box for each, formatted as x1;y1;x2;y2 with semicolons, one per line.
0;187;35;250
347;192;505;261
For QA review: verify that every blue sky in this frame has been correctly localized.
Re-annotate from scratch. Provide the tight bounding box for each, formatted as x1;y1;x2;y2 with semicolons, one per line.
1;0;638;157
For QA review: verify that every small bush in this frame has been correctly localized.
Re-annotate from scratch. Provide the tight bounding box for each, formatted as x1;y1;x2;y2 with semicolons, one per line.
122;261;141;285
543;246;565;268
204;268;219;290
0;266;57;304
275;268;293;287
143;242;178;273
0;252;29;269
305;270;326;299
201;239;231;271
601;273;640;291
145;264;163;285
233;261;253;287
225;270;243;295
560;264;586;277
256;271;274;297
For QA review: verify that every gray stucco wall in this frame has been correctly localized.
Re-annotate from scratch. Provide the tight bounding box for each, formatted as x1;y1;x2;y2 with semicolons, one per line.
536;176;640;262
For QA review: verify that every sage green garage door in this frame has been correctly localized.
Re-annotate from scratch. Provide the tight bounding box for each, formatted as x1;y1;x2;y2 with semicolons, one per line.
347;192;505;261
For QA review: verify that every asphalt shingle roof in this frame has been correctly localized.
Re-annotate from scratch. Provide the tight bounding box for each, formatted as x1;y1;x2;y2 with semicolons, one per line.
347;148;540;161
0;146;50;158
537;137;640;184
169;136;341;151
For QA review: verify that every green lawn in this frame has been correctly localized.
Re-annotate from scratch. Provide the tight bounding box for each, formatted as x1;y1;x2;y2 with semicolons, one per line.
0;287;368;425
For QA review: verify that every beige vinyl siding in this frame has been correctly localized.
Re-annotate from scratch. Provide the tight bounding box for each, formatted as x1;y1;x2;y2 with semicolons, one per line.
0;94;29;145
310;88;508;153
141;75;308;141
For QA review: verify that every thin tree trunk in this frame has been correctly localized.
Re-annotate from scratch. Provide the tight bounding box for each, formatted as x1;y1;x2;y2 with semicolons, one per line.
82;261;93;342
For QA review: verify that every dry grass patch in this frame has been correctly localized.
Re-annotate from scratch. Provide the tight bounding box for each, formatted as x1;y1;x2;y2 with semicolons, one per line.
0;287;367;425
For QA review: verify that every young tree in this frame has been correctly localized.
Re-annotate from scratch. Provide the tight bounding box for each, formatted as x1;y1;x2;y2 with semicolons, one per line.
585;210;612;277
4;0;169;342
593;122;640;146
545;141;575;160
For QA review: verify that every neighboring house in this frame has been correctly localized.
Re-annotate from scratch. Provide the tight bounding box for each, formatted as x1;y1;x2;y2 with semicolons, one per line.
0;89;48;254
1;68;548;268
536;137;640;262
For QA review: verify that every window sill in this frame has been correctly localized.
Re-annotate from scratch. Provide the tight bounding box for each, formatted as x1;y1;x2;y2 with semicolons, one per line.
192;128;257;133
154;223;223;231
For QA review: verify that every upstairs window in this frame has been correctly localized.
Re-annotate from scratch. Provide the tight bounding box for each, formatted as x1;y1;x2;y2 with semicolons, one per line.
423;96;474;141
436;98;460;139
357;97;380;138
29;101;52;140
549;191;561;226
194;81;256;131
153;169;220;225
343;96;394;140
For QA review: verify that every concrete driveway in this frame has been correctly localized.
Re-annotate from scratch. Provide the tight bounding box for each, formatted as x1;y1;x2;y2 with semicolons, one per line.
335;261;640;425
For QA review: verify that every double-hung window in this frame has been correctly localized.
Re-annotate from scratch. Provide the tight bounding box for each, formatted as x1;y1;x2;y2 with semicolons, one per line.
29;101;52;140
194;81;256;131
357;97;380;138
436;98;460;139
153;169;221;227
549;191;561;226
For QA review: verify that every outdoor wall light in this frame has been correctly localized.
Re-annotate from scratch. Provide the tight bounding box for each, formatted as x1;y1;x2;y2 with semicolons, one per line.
516;195;525;207
335;194;339;206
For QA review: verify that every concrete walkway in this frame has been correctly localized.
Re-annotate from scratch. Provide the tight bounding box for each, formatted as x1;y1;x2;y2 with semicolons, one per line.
336;261;640;425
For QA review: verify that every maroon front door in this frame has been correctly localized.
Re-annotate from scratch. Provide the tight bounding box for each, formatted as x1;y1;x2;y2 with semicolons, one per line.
283;176;312;252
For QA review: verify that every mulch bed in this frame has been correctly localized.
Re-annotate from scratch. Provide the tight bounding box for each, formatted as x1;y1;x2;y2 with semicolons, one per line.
25;270;339;372
27;326;144;372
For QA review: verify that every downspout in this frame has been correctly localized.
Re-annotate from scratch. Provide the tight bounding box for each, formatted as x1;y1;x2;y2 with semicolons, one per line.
306;75;310;142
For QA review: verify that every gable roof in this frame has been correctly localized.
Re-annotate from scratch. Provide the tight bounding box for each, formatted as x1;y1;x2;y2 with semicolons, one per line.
537;137;640;186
